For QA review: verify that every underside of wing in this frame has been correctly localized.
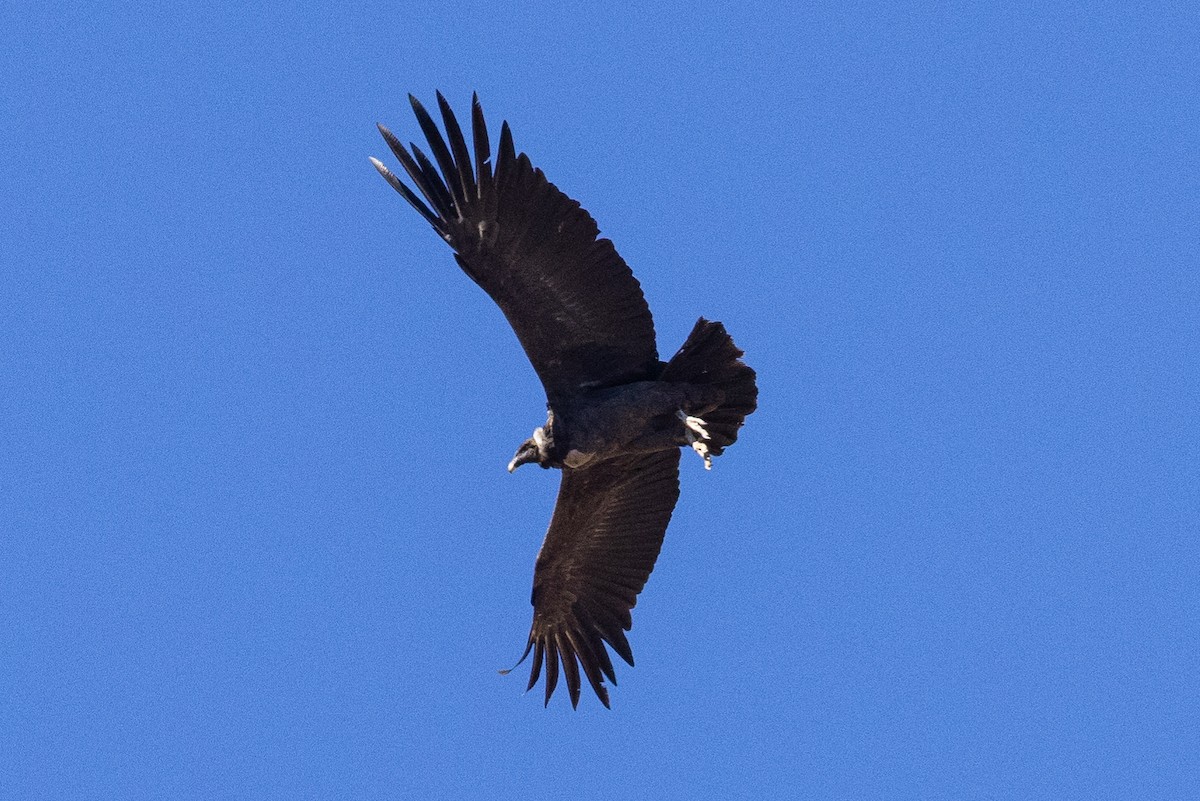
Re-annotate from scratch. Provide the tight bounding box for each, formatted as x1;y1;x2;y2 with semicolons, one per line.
372;93;660;401
508;449;682;708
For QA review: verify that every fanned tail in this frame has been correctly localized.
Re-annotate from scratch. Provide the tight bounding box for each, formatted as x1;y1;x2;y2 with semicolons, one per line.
660;318;758;456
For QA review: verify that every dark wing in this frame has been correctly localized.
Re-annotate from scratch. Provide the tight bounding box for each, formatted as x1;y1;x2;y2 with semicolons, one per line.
504;449;681;708
371;93;659;402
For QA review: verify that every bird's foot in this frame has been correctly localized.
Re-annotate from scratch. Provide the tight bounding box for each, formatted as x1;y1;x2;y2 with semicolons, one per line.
677;410;710;442
677;410;713;470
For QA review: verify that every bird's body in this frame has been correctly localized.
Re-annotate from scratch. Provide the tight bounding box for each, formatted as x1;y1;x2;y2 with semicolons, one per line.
511;380;725;471
372;94;757;707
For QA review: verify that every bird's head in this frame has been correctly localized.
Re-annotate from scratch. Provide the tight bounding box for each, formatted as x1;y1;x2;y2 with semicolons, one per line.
507;426;553;472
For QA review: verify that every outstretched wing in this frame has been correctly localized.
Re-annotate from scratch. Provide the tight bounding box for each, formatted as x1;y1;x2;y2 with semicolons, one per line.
506;449;681;708
371;93;660;402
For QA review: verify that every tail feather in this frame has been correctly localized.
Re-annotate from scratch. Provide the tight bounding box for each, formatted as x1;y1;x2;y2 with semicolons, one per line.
661;318;758;455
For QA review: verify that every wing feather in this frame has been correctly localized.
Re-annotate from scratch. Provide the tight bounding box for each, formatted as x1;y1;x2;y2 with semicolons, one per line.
369;155;439;231
471;94;494;208
408;144;457;222
408;94;466;214
525;640;544;692
543;637;560;706
518;449;681;707
374;95;659;399
436;91;477;204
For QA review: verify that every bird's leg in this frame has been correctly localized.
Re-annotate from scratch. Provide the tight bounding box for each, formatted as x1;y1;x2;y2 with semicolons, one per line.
677;410;712;470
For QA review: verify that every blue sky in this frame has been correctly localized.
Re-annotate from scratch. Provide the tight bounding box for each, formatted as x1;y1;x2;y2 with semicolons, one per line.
2;2;1197;798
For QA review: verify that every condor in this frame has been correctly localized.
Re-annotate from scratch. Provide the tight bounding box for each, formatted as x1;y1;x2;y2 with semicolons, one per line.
371;94;757;708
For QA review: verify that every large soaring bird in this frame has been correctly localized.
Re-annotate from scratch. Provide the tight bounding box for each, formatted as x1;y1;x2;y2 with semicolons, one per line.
371;94;757;708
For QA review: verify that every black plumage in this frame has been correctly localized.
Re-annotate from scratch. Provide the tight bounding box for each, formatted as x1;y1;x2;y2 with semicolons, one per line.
372;94;757;707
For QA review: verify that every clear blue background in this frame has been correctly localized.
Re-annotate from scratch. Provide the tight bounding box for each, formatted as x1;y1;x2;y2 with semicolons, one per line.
2;2;1197;798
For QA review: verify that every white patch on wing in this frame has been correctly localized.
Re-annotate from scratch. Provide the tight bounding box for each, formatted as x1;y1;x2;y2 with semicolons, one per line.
564;449;593;468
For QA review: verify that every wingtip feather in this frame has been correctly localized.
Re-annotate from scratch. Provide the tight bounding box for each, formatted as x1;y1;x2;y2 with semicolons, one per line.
543;638;559;707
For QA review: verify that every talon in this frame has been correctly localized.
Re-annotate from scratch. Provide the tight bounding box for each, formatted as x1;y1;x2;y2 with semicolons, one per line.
676;409;711;442
678;410;714;469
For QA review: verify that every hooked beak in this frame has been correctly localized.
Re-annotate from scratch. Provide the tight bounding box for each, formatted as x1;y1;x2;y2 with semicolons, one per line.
507;439;540;473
